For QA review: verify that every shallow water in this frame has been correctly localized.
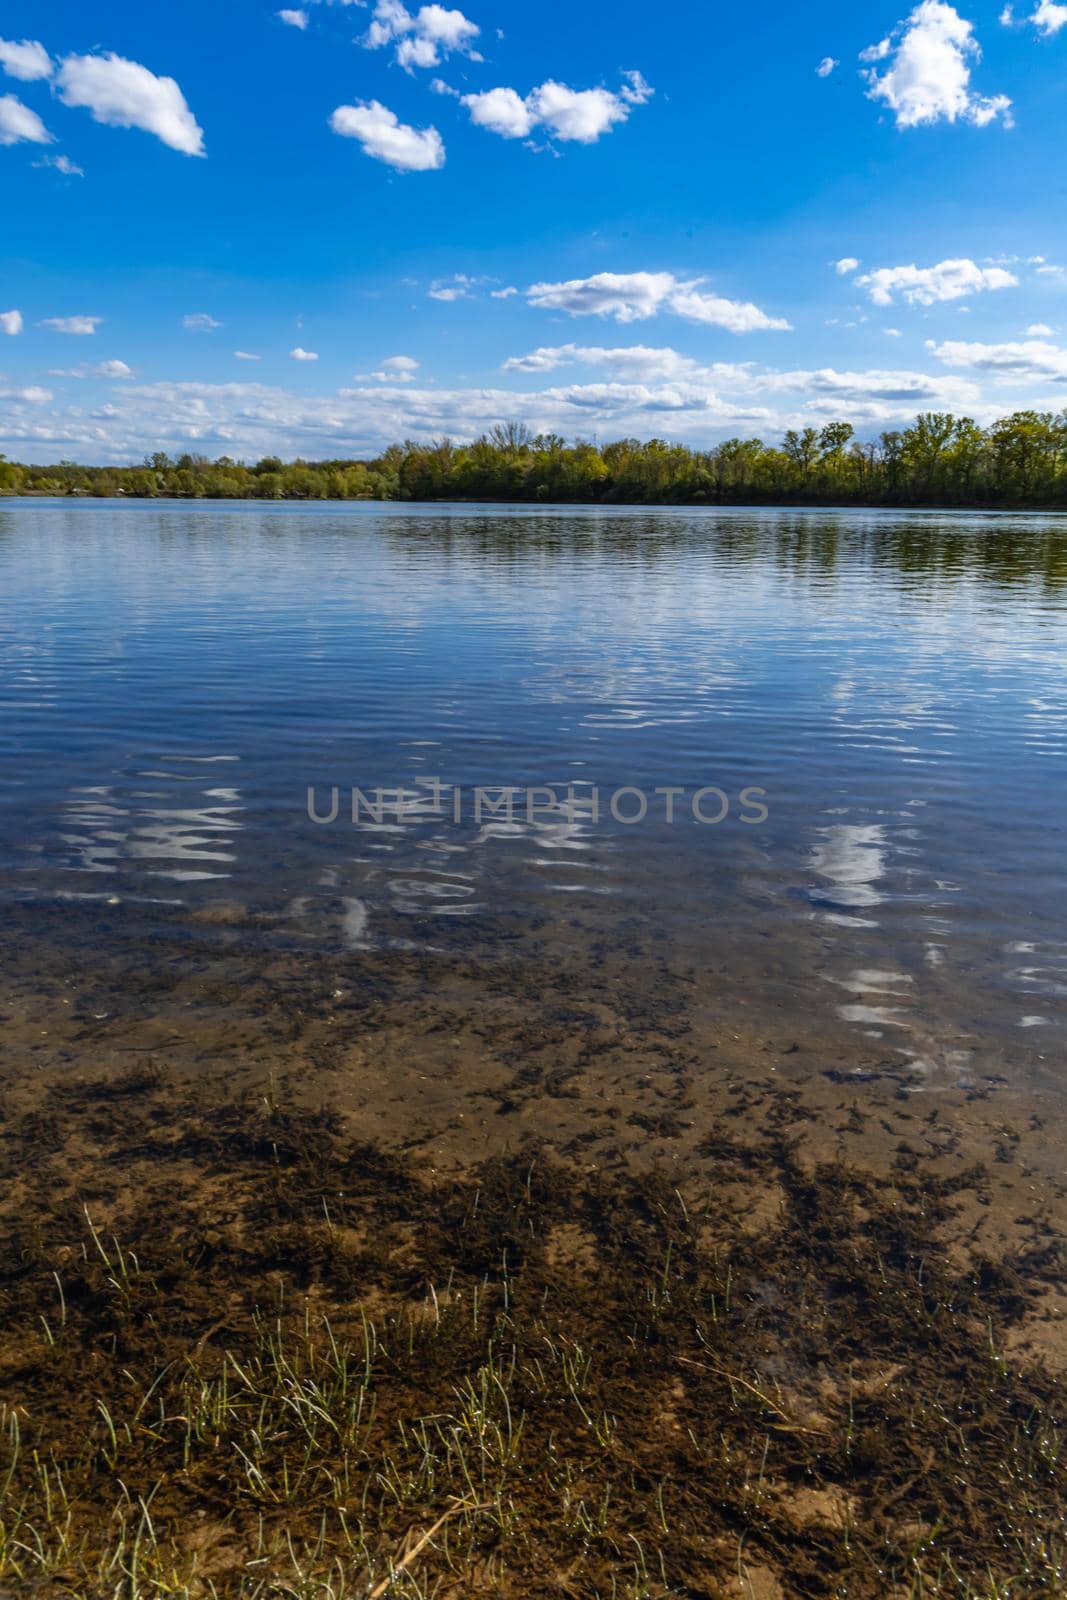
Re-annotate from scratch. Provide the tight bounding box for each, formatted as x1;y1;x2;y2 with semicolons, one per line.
1;499;1065;1109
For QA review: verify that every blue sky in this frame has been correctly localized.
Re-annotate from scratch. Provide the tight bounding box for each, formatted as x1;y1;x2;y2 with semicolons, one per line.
2;0;1067;461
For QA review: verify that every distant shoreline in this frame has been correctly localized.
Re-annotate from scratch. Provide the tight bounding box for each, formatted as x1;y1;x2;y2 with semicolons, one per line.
4;410;1067;508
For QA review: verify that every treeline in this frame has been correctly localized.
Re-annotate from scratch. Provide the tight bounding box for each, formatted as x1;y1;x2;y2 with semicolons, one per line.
5;411;1067;506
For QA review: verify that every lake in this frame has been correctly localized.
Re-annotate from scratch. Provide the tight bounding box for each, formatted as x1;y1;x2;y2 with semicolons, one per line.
1;499;1065;1167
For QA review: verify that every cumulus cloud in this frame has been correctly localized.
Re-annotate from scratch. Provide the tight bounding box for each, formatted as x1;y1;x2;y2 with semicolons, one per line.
0;93;52;145
365;355;420;381
183;312;222;332
0;385;51;405
461;87;531;137
669;287;791;332
0;38;53;82
929;337;1067;378
330;99;444;170
1003;0;1067;30
816;57;839;76
362;1;480;70
525;271;791;332
0;310;23;336
855;257;1018;305
40;315;102;334
491;286;519;299
462;71;653;145
834;256;861;274
56;52;205;155
862;1;1012;129
1031;0;1067;31
290;347;319;361
1026;322;1054;335
95;360;134;379
278;9;309;27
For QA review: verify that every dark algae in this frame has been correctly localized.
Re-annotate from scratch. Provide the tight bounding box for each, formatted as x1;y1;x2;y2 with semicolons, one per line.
0;1069;1063;1597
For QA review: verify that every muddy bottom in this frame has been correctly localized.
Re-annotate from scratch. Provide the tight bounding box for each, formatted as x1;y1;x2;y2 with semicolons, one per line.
0;934;1062;1600
0;1069;1064;1598
0;902;1065;1596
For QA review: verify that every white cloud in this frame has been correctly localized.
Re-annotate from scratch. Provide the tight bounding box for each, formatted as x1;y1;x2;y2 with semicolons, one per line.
0;363;1001;465
417;4;479;46
670;287;791;332
761;366;981;408
95;359;134;379
502;344;753;384
40;315;102;335
855;257;1018;305
885;327;903;336
834;256;861;275
929;337;1067;379
363;1;480;70
183;312;222;332
525;271;790;331
36;153;84;175
525;271;673;321
1006;0;1067;30
0;310;23;335
365;355;420;382
462;72;653;145
278;9;309;28
502;345;586;373
56;52;205;156
463;87;531;138
0;93;52;145
330;99;444;171
428;274;477;301
0;38;53;82
862;1;1012;129
530;81;634;143
620;70;654;103
491;286;519;299
0;384;51;405
0;368;991;467
1026;322;1053;335
234;351;262;361
290;347;319;361
816;56;839;76
1032;0;1067;31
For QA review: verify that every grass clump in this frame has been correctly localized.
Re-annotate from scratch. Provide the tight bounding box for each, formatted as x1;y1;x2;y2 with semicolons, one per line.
0;1071;1062;1597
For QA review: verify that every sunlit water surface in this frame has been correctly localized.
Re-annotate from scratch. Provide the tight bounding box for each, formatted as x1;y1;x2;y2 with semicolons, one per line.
2;500;1065;1098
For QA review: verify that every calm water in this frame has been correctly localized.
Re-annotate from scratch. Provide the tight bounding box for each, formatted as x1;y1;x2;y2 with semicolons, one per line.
2;499;1066;1098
